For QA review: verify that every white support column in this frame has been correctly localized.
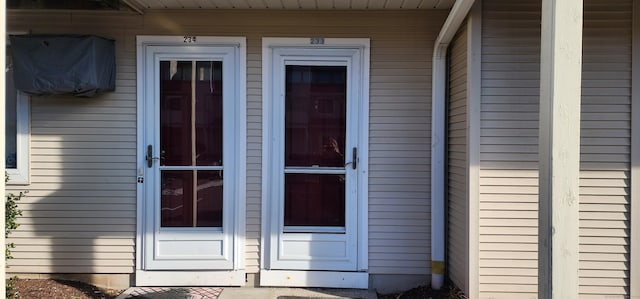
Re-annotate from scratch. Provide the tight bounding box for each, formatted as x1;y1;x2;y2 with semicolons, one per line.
630;0;640;297
0;0;7;298
537;0;582;299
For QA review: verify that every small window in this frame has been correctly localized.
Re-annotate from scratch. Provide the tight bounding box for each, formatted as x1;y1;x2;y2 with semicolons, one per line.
6;46;30;184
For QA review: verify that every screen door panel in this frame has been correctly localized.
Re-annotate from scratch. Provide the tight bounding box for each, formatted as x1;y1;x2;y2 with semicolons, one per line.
271;59;358;271
143;44;236;271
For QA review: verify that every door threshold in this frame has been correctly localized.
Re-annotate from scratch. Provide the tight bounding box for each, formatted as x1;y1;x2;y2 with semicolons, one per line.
135;270;245;286
260;270;368;289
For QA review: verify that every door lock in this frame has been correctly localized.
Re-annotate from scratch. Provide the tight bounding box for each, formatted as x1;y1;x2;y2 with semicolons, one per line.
345;147;357;170
146;145;159;168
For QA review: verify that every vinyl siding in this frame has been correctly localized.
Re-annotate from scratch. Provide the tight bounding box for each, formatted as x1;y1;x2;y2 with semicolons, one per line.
479;0;632;298
579;0;632;297
479;1;541;297
447;21;468;293
6;45;139;273
6;10;447;276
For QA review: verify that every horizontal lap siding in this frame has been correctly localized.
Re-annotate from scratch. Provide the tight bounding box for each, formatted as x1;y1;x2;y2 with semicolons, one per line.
580;0;632;297
480;0;632;298
5;13;139;272
354;13;445;275
7;10;447;275
480;1;541;298
447;22;468;292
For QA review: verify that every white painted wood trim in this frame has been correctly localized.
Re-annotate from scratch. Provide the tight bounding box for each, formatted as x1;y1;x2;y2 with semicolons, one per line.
135;34;145;272
137;35;246;46
134;35;247;277
0;2;7;296
357;39;370;272
537;1;582;298
466;1;481;298
261;37;371;48
260;37;370;274
259;270;368;289
631;0;640;297
260;38;271;271
234;35;247;273
135;270;246;286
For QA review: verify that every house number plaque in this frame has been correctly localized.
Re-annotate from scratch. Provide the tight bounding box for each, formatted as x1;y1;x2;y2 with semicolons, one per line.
310;37;325;45
183;36;197;43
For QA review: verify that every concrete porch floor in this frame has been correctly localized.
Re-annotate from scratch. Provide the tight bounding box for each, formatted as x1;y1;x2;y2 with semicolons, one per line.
116;287;378;299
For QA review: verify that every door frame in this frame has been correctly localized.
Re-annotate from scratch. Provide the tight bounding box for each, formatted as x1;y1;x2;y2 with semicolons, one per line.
260;37;370;288
135;35;247;286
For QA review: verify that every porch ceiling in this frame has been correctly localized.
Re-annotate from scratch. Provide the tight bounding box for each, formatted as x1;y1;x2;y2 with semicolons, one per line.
124;0;455;12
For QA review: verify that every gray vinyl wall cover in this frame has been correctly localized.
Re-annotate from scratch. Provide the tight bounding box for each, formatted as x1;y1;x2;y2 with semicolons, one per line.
9;35;116;97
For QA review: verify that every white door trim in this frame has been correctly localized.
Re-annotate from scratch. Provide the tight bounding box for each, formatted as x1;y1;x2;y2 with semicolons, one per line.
135;35;246;285
260;37;370;280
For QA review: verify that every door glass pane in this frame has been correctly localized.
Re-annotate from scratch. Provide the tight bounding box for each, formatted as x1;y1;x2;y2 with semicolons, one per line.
196;170;223;227
285;66;346;167
284;174;345;227
160;61;193;166
160;60;223;166
195;61;223;166
284;65;348;227
159;60;224;228
161;170;194;227
161;170;223;227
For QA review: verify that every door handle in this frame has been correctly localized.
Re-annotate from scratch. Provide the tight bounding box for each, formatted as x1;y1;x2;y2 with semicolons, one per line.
352;147;357;169
345;147;357;170
146;145;158;168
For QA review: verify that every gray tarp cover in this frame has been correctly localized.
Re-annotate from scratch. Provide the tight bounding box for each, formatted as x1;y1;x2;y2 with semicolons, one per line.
9;35;115;97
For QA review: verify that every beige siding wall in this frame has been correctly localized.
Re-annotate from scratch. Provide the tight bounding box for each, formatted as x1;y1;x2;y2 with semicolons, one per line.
479;1;541;297
447;21;468;293
6;13;139;273
480;0;632;298
6;10;447;276
580;0;632;297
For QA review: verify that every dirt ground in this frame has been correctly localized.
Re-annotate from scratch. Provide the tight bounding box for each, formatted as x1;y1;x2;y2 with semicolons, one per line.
11;278;466;299
11;279;123;299
378;282;467;299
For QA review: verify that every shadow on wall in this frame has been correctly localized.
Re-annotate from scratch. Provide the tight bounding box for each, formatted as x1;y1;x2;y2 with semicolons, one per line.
8;93;137;289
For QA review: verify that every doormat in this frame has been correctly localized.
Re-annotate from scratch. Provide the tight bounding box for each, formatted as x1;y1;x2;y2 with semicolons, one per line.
117;287;223;299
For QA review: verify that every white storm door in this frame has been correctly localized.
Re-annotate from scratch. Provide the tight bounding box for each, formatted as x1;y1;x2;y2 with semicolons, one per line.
267;47;365;271
143;44;239;270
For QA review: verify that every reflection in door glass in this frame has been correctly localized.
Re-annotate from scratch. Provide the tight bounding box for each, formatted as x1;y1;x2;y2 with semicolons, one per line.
160;61;223;167
159;60;224;228
161;170;223;227
284;174;345;227
285;66;346;167
283;65;347;227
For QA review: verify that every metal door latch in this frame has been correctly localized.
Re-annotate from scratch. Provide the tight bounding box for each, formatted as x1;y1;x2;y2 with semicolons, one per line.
344;147;357;169
146;144;160;168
